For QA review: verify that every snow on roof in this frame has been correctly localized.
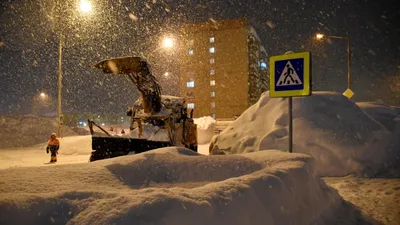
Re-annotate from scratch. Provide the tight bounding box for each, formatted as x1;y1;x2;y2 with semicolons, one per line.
210;91;400;177
0;147;344;224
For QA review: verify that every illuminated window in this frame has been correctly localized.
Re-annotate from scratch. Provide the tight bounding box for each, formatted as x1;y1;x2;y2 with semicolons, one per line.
188;49;194;55
210;58;215;64
211;102;216;108
187;103;195;109
209;47;215;53
210;69;215;75
210;37;215;43
210;80;215;86
210;91;215;97
186;81;194;87
211;113;216;118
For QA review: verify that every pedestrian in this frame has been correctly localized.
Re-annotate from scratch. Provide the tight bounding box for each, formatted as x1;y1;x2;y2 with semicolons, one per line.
46;133;60;163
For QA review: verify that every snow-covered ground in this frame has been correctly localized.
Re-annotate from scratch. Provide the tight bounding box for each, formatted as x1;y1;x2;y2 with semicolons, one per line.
0;135;93;169
324;176;400;225
1;91;400;224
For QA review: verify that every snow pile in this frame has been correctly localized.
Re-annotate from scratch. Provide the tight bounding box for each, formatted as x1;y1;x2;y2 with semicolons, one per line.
128;123;170;142
0;115;81;148
56;135;92;156
0;147;348;225
194;116;216;144
356;102;400;132
210;91;398;177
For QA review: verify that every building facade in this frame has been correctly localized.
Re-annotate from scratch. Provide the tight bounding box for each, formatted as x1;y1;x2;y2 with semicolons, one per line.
178;18;268;119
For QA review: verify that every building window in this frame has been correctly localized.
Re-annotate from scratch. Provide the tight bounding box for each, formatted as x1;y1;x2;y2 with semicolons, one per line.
211;113;216;118
210;91;215;97
187;103;195;109
210;80;215;86
211;102;216;108
186;81;195;88
210;69;215;75
210;37;215;43
209;47;215;54
210;58;215;64
188;49;194;55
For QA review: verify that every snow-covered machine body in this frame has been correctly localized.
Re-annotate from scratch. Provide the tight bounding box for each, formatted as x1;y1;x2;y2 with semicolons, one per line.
88;57;197;162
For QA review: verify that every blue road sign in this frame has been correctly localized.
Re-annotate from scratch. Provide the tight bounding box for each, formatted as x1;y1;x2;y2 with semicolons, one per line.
269;52;311;97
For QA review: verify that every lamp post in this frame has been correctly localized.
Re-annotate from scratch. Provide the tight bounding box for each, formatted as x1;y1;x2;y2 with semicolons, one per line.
57;0;93;137
316;33;353;98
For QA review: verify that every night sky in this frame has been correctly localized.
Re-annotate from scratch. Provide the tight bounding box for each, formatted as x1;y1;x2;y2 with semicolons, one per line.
0;0;399;115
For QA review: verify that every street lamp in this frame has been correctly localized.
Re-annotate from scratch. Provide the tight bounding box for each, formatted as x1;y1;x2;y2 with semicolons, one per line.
40;92;46;98
57;0;93;137
316;33;353;98
162;37;174;49
79;0;93;13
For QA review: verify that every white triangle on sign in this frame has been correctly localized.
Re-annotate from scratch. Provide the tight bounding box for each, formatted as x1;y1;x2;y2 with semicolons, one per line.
276;61;302;86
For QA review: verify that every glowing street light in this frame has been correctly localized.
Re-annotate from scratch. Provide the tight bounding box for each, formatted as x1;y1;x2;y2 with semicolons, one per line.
162;37;174;49
315;32;352;98
79;0;93;14
40;92;46;98
316;33;324;40
164;72;170;77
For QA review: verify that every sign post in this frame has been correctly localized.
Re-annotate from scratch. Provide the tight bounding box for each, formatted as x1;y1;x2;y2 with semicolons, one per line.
269;52;311;153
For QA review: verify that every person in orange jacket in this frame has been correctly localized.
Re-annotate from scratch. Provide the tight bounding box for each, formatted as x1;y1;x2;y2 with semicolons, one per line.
46;133;60;163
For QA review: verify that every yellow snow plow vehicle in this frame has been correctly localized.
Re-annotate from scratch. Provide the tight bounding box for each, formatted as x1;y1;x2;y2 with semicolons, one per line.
88;57;197;162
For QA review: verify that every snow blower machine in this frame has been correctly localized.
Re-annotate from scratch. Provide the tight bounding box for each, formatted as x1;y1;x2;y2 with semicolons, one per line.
88;57;197;162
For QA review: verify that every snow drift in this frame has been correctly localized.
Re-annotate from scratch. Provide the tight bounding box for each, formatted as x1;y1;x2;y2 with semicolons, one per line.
194;116;216;144
0;115;82;148
0;147;346;225
210;91;399;177
356;102;400;133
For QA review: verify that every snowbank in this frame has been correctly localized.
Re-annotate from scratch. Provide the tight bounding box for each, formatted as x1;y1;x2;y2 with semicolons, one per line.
194;116;216;144
357;102;400;132
56;135;92;156
0;115;81;148
0;147;346;225
210;91;399;177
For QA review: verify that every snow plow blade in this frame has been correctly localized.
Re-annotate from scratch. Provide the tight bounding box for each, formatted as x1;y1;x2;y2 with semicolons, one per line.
89;136;171;162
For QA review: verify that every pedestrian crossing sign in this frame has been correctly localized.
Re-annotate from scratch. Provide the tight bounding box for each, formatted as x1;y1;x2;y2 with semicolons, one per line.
269;52;311;97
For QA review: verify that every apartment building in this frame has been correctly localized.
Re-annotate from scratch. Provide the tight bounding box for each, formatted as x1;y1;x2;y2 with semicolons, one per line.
178;18;268;119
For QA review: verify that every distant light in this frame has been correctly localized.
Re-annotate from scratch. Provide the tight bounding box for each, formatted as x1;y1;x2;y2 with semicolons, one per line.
316;33;325;40
79;0;93;14
162;37;174;49
101;123;105;126
40;92;46;98
98;115;100;118
164;72;170;77
260;62;267;69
